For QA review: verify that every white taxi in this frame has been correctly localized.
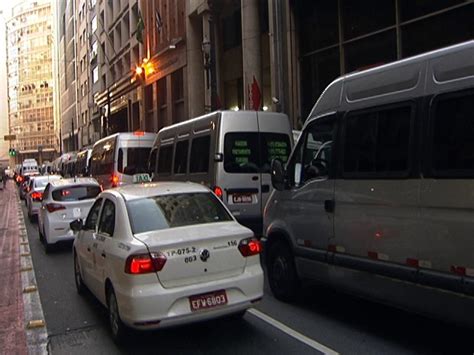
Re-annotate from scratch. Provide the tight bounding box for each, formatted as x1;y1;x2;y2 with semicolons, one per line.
71;182;264;342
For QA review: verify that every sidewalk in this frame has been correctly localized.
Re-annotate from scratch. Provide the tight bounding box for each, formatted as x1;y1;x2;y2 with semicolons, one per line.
0;180;47;354
0;180;28;353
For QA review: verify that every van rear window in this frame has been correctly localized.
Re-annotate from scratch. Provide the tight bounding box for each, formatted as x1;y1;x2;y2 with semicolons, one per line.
118;148;151;175
52;185;101;201
224;133;291;173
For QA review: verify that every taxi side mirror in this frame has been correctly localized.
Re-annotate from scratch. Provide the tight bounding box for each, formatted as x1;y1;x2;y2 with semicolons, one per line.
70;219;84;232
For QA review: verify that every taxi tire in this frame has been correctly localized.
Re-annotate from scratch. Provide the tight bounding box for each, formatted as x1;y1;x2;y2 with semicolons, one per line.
74;253;86;295
107;287;130;344
267;241;300;302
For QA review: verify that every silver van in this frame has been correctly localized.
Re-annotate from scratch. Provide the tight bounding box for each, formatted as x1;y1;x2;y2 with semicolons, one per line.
151;110;293;234
90;132;156;190
265;41;474;327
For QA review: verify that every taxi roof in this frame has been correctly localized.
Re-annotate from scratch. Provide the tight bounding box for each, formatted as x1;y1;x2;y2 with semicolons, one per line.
112;182;210;201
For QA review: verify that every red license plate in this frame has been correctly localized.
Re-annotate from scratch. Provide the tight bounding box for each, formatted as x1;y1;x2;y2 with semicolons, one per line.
189;290;228;312
232;194;253;203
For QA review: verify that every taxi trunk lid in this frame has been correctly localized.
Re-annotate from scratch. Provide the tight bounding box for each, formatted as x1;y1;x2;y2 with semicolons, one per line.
134;222;253;288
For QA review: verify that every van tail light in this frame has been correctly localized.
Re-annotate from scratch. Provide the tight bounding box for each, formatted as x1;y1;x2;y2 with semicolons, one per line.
46;203;66;213
213;186;223;199
125;252;167;274
238;237;262;257
111;174;120;188
31;191;43;201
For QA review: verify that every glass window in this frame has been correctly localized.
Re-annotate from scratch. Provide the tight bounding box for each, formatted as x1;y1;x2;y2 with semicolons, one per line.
126;193;233;234
190;136;210;173
149;148;157;175
399;0;467;21
224;133;291;174
401;6;474;58
431;91;474;176
117;148;151;175
289;116;335;186
261;133;292;173
343;106;412;177
174;141;189;174
91;16;97;33
157;145;173;175
98;199;115;236
92;67;99;83
84;198;102;230
342;0;395;39
301;48;340;119
298;0;339;53
345;30;397;73
52;185;101;201
224;133;259;173
91;137;115;175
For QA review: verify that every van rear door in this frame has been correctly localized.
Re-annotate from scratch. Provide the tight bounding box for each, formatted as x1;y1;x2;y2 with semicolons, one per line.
219;112;261;232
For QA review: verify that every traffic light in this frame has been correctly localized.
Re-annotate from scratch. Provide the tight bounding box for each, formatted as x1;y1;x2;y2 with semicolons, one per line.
8;148;16;157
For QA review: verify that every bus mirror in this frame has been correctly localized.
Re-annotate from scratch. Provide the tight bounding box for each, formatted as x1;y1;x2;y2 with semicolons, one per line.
271;159;286;191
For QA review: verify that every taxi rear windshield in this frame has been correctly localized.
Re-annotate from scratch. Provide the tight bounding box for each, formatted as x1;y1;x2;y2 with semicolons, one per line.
224;133;291;173
126;192;233;234
52;185;101;201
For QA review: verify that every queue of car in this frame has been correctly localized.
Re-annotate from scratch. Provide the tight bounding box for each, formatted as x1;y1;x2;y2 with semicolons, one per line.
15;40;474;343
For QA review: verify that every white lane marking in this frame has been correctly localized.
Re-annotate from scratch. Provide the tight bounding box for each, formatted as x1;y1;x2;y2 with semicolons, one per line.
248;308;339;355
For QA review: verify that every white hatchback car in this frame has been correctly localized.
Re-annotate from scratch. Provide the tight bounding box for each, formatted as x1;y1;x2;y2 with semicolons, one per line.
26;175;62;221
38;178;101;253
71;182;264;342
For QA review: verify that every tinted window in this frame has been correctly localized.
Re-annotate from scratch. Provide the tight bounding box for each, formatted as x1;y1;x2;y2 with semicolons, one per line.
288;116;335;186
224;133;260;173
190;136;210;173
174;141;189;174
85;198;102;230
157;145;173;175
127;193;233;234
149;149;157;175
260;133;291;173
431;92;474;176
224;133;291;173
52;185;101;201
91;138;115;175
117;147;151;175
343;106;412;177
98;199;115;236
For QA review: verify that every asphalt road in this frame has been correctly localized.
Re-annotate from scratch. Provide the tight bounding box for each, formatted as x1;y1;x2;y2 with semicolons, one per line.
21;202;474;355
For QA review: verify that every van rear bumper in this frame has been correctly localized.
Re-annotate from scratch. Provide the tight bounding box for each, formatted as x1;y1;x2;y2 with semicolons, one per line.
235;216;262;236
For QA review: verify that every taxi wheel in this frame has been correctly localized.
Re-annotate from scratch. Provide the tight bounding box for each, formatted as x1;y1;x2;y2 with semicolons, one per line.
107;287;130;343
267;241;300;302
74;253;86;294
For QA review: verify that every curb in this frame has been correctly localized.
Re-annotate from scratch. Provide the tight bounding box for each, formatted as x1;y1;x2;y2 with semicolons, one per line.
16;192;49;354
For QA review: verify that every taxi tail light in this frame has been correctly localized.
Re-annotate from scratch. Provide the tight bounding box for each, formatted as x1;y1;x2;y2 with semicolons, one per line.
31;191;43;201
110;174;120;188
238;237;262;257
125;252;167;274
46;203;66;213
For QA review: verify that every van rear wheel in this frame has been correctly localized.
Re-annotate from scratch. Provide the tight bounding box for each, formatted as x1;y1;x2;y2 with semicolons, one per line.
267;241;300;302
